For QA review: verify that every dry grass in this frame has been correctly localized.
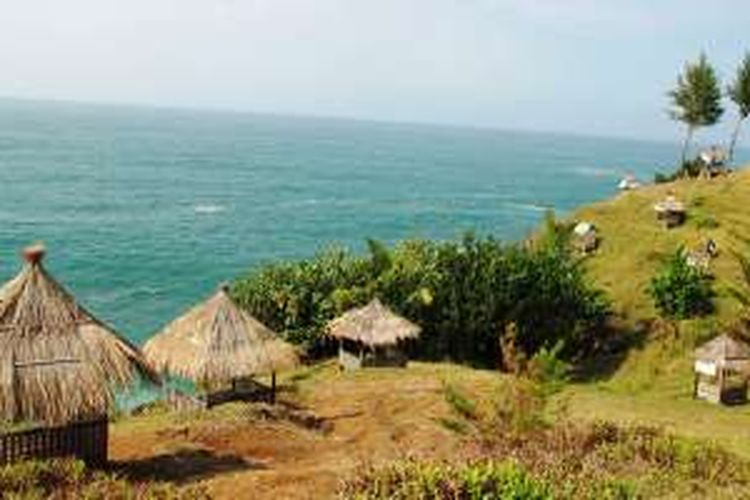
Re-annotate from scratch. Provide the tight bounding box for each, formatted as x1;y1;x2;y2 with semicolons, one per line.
110;362;507;499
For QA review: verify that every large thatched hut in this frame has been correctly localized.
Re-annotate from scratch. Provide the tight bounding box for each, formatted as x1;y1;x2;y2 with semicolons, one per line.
143;285;298;406
0;244;157;465
693;334;750;405
327;298;421;370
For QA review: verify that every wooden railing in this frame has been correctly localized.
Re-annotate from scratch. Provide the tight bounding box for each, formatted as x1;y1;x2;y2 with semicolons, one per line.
0;418;108;466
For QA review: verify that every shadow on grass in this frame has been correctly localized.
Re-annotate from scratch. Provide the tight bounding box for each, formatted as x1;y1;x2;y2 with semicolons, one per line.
112;448;261;484
571;317;650;383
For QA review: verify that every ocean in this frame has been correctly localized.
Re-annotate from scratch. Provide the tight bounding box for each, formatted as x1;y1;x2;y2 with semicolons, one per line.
0;99;739;345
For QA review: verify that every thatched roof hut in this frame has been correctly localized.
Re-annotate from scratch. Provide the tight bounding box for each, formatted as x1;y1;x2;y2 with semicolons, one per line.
328;298;421;369
0;244;157;425
572;221;598;254
695;334;750;371
693;334;750;405
143;285;298;389
654;195;686;228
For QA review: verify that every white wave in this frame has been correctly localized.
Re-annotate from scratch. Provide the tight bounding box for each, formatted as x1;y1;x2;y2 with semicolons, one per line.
505;202;552;213
193;204;226;214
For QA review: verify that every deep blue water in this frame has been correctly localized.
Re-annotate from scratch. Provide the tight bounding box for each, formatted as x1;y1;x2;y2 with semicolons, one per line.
0;99;741;344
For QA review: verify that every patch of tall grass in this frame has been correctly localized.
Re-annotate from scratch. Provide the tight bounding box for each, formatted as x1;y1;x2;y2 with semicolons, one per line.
0;458;208;499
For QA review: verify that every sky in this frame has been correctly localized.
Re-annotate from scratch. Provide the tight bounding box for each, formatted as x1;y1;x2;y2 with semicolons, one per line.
1;0;749;142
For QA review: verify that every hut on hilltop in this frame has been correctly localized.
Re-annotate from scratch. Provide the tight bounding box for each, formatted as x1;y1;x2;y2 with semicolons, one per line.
654;194;686;228
0;244;157;465
572;221;598;254
693;334;750;405
328;298;421;370
143;285;298;406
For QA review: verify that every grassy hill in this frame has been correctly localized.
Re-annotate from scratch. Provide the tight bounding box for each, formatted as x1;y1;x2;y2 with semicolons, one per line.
560;168;750;457
573;168;750;324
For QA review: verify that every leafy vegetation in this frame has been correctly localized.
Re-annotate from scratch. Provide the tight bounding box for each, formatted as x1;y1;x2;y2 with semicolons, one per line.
649;250;714;319
668;53;723;165
727;52;750;163
340;459;555;500
343;380;750;500
0;458;207;499
233;227;609;367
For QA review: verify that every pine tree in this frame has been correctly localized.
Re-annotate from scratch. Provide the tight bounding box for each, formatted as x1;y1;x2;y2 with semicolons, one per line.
668;53;724;166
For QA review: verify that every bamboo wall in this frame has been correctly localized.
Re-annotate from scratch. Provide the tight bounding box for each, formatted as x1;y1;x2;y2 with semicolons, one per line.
0;418;108;466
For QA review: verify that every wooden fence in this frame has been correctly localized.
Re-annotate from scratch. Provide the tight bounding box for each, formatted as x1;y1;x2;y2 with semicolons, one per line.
0;418;108;466
164;381;274;413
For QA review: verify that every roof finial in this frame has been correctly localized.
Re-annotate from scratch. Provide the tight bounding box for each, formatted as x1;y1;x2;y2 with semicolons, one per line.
22;243;46;265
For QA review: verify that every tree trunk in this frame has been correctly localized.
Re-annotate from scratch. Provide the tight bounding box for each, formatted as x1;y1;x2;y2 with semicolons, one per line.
729;116;744;164
681;125;694;168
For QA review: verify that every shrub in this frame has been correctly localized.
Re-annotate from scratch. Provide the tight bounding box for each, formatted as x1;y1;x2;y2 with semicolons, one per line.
654;171;677;184
0;458;208;499
339;459;554;500
233;232;609;367
442;382;478;421
527;340;570;396
649;250;714;318
693;213;719;229
341;420;750;499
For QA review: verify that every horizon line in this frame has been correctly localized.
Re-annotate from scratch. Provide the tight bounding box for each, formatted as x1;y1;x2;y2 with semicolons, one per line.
0;94;684;149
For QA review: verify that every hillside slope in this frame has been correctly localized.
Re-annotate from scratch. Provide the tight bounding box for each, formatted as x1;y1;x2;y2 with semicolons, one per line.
573;168;750;324
561;169;750;456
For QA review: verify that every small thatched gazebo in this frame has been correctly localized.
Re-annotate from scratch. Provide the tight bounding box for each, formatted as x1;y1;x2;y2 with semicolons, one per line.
654;195;686;229
143;285;298;406
693;334;750;405
0;244;157;465
327;298;421;370
572;221;598;255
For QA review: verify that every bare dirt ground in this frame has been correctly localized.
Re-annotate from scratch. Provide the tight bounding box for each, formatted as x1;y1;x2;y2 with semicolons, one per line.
109;362;504;499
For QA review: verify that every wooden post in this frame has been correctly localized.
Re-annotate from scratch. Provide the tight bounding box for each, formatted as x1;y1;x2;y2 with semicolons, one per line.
338;339;343;370
692;372;699;399
271;372;277;405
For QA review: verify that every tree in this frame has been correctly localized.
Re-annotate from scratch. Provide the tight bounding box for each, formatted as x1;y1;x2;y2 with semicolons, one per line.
727;53;750;163
668;54;724;166
649;249;714;319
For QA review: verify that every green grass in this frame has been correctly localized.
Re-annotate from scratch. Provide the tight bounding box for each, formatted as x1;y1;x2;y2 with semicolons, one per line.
573;169;750;324
558;169;750;458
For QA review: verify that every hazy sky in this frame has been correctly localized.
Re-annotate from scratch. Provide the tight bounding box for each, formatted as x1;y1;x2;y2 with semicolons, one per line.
1;1;749;141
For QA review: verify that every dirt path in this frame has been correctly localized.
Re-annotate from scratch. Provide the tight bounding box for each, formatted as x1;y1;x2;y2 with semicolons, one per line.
110;363;502;499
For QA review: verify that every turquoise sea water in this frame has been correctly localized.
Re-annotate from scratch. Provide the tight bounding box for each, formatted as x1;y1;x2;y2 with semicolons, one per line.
0;100;743;345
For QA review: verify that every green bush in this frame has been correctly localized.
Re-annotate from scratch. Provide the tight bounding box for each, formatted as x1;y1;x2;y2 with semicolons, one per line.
527;340;570;396
0;458;207;499
649;250;714;318
233;231;609;367
654;171;677;184
693;213;719;229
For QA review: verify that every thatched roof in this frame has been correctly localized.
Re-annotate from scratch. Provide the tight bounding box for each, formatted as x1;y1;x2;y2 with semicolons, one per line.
327;298;421;347
654;196;686;213
0;244;158;425
695;334;750;365
143;286;299;385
